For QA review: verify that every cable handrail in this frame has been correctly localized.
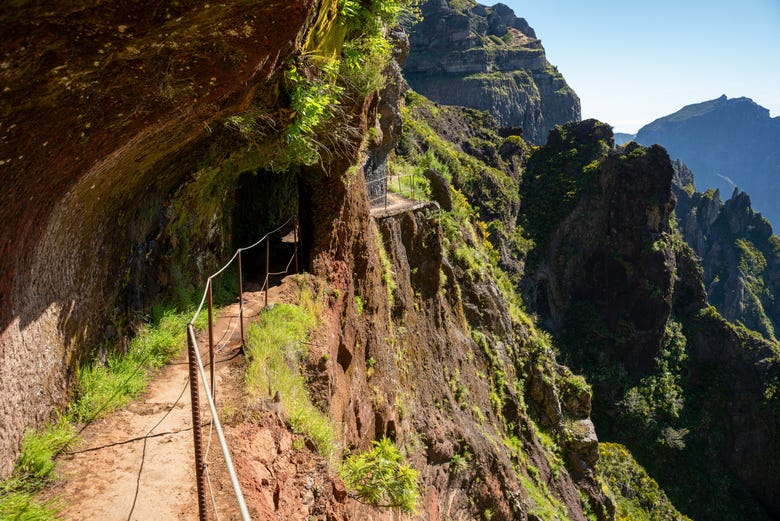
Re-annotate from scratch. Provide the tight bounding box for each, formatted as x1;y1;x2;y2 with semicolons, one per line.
185;215;299;521
237;215;294;253
188;325;251;521
189;216;295;324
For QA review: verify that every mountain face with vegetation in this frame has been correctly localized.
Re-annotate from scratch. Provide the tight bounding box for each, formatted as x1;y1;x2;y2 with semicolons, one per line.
635;95;780;227
0;1;627;519
519;123;780;520
403;0;580;144
1;1;778;520
672;160;780;342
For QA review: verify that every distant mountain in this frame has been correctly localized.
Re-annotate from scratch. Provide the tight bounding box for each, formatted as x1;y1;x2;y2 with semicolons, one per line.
635;95;780;226
672;160;780;342
614;132;636;145
403;1;580;144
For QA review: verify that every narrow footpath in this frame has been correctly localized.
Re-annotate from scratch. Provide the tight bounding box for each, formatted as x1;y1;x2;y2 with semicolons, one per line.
43;282;292;521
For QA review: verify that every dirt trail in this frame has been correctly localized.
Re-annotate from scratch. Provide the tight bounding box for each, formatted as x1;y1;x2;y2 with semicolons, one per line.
44;281;293;521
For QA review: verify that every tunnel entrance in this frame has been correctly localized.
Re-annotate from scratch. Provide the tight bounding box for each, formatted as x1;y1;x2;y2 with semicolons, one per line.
232;169;299;286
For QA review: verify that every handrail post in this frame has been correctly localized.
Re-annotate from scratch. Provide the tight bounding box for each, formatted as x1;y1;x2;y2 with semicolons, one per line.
293;218;299;274
265;238;270;308
238;250;244;346
207;278;215;399
187;328;208;521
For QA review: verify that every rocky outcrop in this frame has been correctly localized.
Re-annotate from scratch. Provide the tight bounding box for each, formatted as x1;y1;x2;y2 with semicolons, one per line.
0;0;325;476
403;1;580;144
673;166;780;342
521;120;780;520
636;95;780;226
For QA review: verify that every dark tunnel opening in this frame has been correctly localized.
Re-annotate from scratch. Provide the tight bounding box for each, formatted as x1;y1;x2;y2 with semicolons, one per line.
232;169;299;285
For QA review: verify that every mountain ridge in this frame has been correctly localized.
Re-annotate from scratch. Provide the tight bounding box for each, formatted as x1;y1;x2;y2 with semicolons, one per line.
635;95;780;226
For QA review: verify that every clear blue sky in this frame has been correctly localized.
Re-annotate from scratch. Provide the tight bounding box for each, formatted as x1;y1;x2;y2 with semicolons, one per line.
501;0;780;133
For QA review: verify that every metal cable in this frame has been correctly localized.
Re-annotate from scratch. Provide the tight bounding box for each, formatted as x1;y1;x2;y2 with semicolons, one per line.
237;215;294;253
205;464;221;521
190;215;294;325
188;326;251;521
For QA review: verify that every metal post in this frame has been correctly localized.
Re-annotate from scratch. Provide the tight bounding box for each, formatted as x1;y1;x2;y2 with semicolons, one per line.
187;328;208;521
293;219;299;274
207;278;215;399
265;238;270;308
238;250;245;346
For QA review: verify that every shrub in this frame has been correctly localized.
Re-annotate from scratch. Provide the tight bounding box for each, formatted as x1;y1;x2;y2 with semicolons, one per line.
340;438;420;513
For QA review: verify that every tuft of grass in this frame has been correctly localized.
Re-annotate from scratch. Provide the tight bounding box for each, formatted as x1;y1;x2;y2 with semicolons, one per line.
69;307;200;423
244;292;337;462
0;490;61;521
14;419;76;483
0;419;75;521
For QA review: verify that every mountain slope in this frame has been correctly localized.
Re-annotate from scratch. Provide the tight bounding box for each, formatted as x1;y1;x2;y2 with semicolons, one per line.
403;0;580;144
672;160;780;342
635;95;780;226
520;124;780;520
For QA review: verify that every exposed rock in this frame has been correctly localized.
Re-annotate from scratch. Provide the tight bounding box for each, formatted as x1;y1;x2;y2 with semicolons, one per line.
0;0;319;477
673;162;780;341
422;168;453;211
522;120;780;520
636;95;780;226
404;0;580;144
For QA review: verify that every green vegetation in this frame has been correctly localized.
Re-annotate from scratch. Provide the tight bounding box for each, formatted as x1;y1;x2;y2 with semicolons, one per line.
598;443;691;521
71;308;205;423
1;305;203;520
0;419;75;521
617;320;689;450
520;120;612;266
340;438;420;513
244;283;337;462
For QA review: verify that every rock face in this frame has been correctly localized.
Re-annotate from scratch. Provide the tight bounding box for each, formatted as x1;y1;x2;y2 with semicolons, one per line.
673;162;780;342
0;0;320;477
403;0;580;144
635;95;780;227
521;121;780;520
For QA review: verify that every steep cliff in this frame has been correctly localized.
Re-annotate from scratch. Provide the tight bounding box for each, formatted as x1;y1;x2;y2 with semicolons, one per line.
635;95;780;227
0;1;616;519
521;122;780;520
403;0;580;144
0;0;330;477
673;161;780;342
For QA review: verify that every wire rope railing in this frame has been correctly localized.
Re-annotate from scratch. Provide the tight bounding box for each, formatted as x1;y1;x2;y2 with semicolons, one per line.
186;215;299;521
366;170;421;209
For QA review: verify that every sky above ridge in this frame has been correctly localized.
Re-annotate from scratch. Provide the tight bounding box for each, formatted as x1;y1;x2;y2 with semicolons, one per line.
501;0;780;133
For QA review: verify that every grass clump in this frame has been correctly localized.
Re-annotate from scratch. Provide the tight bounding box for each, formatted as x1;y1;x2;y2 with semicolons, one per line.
340;437;420;513
244;290;336;462
0;418;76;520
70;308;201;423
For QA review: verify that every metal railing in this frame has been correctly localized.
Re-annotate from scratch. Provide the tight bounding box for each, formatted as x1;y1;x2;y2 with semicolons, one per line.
186;216;299;521
366;171;421;209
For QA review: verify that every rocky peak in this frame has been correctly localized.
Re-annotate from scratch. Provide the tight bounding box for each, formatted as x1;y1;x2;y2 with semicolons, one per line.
403;0;580;144
672;164;780;341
